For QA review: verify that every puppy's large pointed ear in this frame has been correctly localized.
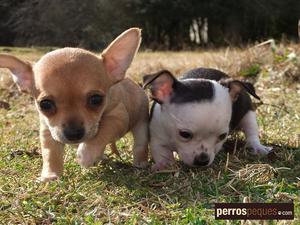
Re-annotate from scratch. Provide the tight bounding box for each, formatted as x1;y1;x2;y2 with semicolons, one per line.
220;78;261;102
0;54;33;92
101;28;141;84
143;70;176;104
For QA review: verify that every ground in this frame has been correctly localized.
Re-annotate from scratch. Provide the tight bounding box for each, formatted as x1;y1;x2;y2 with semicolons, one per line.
0;44;299;224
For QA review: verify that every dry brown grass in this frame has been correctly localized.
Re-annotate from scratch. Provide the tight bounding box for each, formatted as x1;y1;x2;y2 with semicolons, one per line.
0;43;299;224
129;42;300;80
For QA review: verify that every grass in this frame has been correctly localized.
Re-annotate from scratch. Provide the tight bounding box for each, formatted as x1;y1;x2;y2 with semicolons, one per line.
0;44;299;224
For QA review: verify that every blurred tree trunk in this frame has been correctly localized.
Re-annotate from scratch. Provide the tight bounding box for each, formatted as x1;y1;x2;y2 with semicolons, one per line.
1;0;299;49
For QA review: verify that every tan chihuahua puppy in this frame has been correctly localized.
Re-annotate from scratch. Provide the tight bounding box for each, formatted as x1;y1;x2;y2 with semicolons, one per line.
0;28;149;181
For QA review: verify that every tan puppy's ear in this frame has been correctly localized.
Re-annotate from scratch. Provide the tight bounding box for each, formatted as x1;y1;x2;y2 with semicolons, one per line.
0;54;33;92
102;28;141;83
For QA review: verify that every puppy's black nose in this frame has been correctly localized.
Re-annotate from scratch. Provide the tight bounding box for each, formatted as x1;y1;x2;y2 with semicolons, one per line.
63;126;85;141
194;153;210;166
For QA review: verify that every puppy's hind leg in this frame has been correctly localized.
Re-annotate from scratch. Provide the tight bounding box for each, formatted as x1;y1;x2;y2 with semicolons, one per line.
131;119;149;168
239;110;272;155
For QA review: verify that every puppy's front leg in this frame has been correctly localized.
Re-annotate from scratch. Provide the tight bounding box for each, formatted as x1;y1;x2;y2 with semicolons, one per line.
39;126;64;182
77;106;129;168
131;118;149;168
150;141;175;172
239;110;272;155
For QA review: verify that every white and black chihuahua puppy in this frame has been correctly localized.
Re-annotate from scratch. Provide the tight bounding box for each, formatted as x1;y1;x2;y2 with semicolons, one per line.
143;68;272;171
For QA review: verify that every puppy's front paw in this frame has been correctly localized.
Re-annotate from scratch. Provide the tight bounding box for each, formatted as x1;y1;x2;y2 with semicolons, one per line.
249;143;272;155
151;161;173;172
133;160;149;168
77;144;103;168
37;174;59;182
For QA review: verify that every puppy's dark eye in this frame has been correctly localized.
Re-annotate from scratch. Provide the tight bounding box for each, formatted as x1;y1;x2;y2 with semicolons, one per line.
218;132;227;141
88;94;103;107
39;99;56;112
179;130;193;141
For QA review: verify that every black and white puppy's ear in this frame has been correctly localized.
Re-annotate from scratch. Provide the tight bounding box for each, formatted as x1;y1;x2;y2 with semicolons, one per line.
143;70;176;104
220;78;261;102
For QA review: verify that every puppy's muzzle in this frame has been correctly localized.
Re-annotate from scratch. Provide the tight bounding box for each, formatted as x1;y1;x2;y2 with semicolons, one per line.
63;124;85;142
193;153;210;166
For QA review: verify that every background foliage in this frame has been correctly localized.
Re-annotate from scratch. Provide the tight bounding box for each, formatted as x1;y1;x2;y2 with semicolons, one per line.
1;0;300;49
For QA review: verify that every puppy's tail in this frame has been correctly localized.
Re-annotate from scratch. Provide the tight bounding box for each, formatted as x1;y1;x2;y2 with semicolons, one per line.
109;142;122;159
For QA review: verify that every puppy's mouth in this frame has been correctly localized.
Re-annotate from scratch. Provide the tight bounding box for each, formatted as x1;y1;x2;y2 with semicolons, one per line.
180;153;213;168
50;130;88;144
62;138;85;144
48;122;100;145
52;135;85;145
186;161;213;168
61;123;99;144
62;127;86;143
61;131;98;144
191;162;211;167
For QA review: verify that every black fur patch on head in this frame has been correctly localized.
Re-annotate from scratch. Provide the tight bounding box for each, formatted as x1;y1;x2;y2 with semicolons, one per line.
179;68;257;131
170;79;215;104
181;68;229;81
